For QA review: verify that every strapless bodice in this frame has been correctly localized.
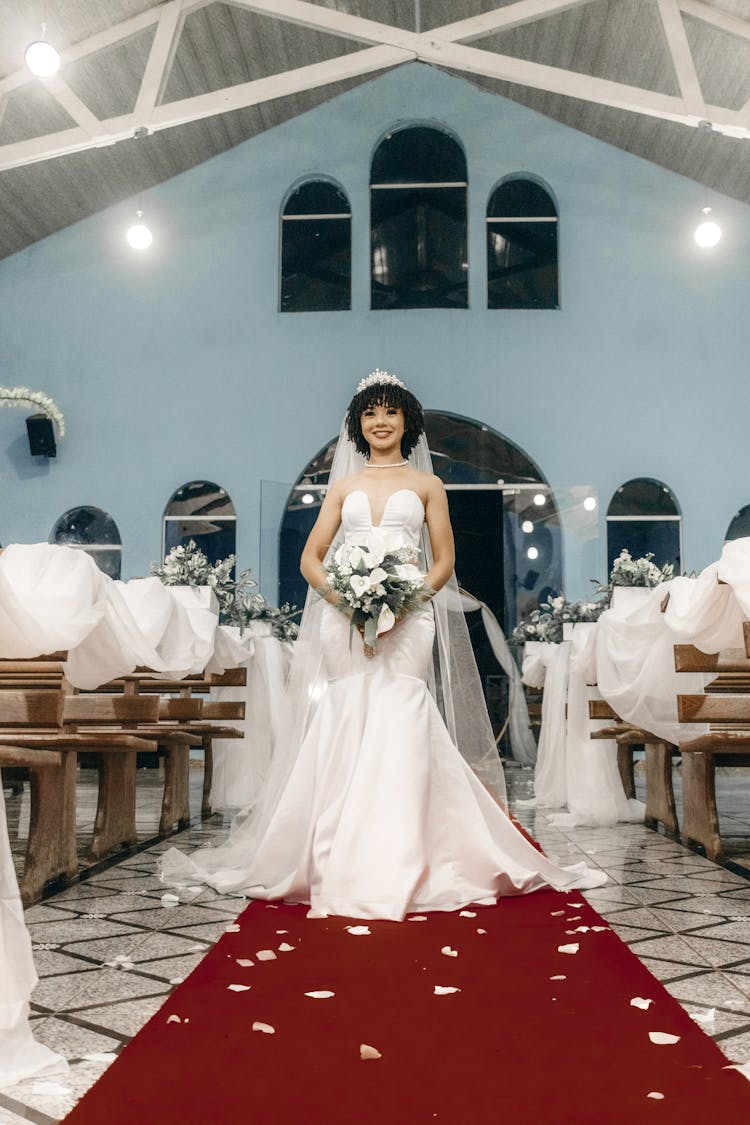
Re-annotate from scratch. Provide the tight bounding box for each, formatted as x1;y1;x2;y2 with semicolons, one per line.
341;488;424;549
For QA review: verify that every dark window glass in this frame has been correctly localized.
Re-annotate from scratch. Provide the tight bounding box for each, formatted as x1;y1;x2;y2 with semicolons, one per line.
487;178;558;309
726;504;750;542
281;180;351;312
606;477;681;573
606;519;681;575
50;505;122;579
607;478;680;517
371;127;467;310
163;480;236;567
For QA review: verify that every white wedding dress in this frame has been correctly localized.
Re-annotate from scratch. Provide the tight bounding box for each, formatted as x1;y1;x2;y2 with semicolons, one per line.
162;489;605;919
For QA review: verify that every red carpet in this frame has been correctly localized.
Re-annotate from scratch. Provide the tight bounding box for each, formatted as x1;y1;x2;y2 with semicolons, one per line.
62;891;750;1124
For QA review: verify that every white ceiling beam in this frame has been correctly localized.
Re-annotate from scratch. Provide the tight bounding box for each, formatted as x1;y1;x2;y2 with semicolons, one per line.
0;45;412;172
679;1;750;43
225;0;420;49
134;0;187;121
147;44;412;129
43;77;102;135
656;0;706;119
435;0;601;44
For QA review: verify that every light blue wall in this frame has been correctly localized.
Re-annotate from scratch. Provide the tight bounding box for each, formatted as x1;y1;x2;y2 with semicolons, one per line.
1;63;748;600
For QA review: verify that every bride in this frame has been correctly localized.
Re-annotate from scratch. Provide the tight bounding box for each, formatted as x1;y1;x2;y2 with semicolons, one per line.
161;371;605;918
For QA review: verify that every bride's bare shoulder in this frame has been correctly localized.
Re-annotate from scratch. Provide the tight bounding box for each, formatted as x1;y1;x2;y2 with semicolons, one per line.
327;473;359;500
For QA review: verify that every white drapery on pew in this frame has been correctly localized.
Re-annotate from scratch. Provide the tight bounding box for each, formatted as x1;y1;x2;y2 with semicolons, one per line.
210;622;292;811
520;538;750;829
459;593;537;767
0;542;285;1086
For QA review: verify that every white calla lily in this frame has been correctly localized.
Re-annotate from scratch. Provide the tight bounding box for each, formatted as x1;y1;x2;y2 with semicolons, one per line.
350;574;371;598
377;603;396;635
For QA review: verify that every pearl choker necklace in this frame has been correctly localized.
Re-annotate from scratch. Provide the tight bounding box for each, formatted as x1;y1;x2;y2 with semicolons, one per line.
366;460;408;468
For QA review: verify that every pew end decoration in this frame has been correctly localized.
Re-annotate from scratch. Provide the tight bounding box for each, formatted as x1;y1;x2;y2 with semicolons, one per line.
0;386;65;458
152;540;300;642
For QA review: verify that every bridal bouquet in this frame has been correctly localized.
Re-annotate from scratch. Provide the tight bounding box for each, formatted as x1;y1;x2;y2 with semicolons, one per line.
324;530;431;652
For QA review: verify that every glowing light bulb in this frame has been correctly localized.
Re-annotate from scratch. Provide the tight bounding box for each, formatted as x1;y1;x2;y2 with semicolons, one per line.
521;520;534;534
25;37;60;77
694;206;721;247
301;493;315;505
583;496;597;511
527;547;539;561
533;493;546;507
126;210;153;250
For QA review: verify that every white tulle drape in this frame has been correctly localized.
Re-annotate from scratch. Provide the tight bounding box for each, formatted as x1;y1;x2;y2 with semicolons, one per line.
459;592;536;766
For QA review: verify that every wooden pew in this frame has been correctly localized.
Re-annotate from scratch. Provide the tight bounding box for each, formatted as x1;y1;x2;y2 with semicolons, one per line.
0;689;159;903
89;668;248;818
674;643;750;862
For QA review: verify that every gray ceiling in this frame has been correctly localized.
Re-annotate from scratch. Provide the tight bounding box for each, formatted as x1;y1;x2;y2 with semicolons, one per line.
1;0;749;262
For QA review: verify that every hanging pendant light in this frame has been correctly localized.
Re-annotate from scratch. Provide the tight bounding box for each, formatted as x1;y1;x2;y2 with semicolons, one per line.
25;23;60;77
694;205;721;247
126;209;153;250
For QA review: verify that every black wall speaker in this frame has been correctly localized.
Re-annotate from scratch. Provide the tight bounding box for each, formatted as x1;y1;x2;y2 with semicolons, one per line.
26;413;57;458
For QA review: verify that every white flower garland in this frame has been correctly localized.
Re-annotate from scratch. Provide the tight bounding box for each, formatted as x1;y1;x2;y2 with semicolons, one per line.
0;386;65;437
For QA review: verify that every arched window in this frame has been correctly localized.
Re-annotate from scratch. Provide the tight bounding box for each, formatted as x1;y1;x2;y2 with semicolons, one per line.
371;126;468;310
50;506;122;579
726;505;750;542
486;177;558;309
163;481;236;565
280;180;351;312
606;478;681;574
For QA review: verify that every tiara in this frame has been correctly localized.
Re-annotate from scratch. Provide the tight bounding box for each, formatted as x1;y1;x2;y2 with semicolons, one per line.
356;368;406;393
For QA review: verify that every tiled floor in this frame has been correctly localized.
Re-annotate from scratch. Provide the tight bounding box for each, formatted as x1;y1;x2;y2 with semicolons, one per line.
1;763;749;1123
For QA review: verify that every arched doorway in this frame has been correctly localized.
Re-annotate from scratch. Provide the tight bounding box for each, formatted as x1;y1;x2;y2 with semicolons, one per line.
279;413;561;737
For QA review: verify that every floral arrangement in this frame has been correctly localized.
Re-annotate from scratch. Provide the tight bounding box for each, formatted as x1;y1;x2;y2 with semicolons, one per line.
511;594;607;646
601;548;674;590
0;386;65;436
325;530;430;652
152;540;300;641
229;592;301;643
512;549;674;646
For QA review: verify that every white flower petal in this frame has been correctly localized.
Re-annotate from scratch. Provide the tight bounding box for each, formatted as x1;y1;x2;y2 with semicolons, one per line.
550;975;567;981
459;910;476;918
567;902;584;908
591;926;609;933
360;1044;382;1060
550;910;565;917
648;1032;681;1045
305;990;335;999
376;603;396;636
558;943;579;955
276;930;289;935
631;997;654;1010
253;1021;276;1034
256;949;277;961
434;985;460;995
476;928;487;935
236;959;254;968
441;946;458;958
228;984;251;992
689;1008;716;1027
647;1092;665;1100
408;915;427;922
167;1014;182;1024
278;943;295;952
345;925;371;936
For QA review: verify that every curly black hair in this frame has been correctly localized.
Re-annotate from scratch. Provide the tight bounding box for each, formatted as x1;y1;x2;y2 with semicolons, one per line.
345;381;425;458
